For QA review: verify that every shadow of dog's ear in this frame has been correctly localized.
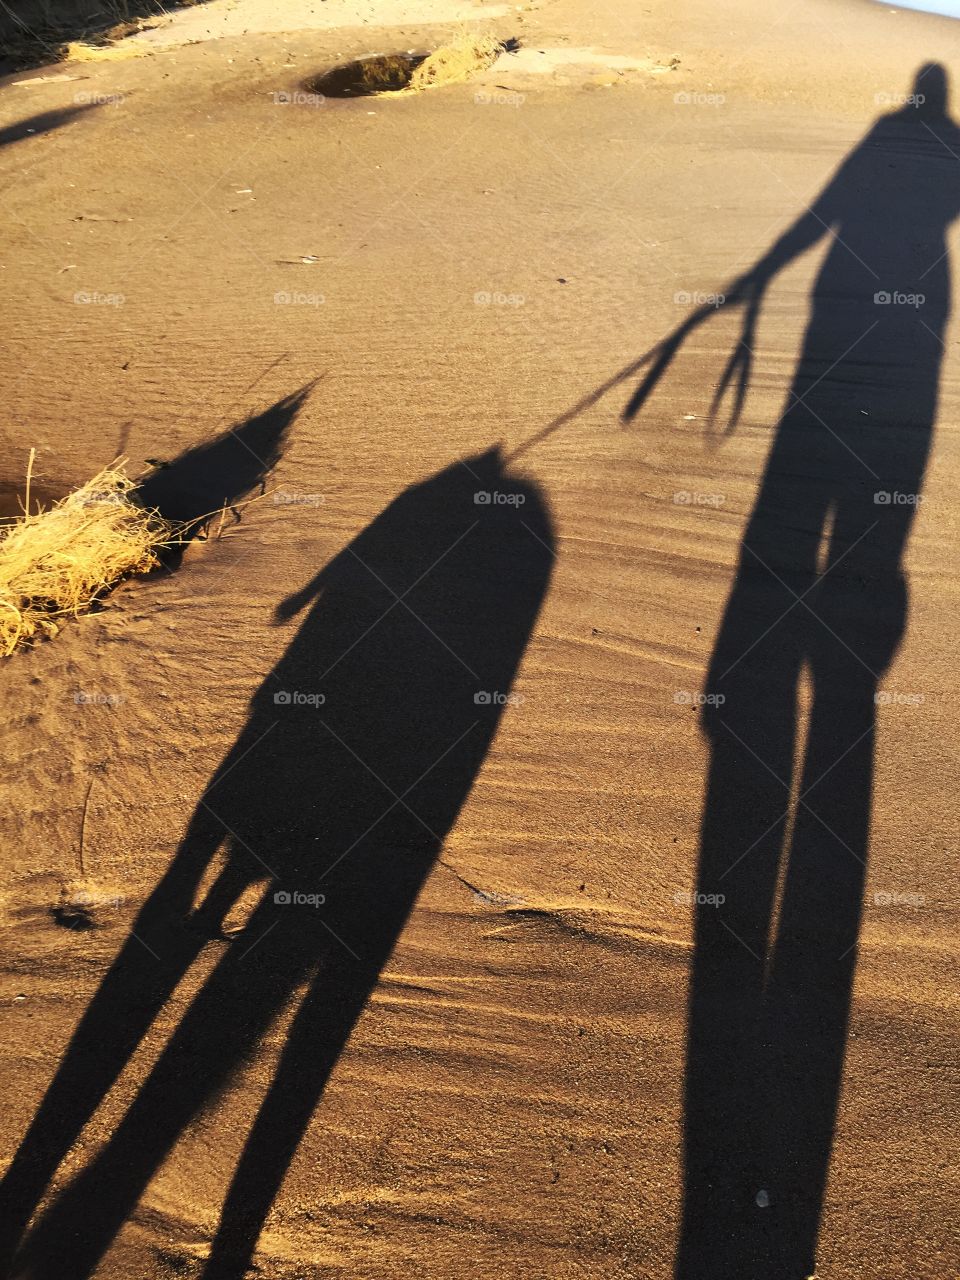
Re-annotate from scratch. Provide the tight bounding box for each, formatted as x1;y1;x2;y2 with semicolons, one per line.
136;380;318;529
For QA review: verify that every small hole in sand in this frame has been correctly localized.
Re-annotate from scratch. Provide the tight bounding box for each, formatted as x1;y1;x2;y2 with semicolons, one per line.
305;53;429;99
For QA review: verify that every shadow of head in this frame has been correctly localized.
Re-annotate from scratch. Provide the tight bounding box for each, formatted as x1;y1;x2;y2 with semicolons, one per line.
913;60;949;118
382;443;537;531
137;381;315;529
273;442;547;625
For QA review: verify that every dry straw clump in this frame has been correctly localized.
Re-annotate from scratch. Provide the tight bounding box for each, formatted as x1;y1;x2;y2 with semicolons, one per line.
408;31;503;92
0;458;175;656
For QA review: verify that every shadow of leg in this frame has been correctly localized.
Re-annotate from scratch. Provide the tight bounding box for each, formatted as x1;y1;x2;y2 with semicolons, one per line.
756;664;874;1275
10;890;303;1280
676;656;801;1279
202;948;379;1279
0;830;245;1269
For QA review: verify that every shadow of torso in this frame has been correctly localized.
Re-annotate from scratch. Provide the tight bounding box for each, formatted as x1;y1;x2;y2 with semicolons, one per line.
206;449;553;959
709;106;960;696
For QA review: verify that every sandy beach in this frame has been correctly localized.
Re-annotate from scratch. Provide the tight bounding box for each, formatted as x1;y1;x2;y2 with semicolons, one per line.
0;0;958;1276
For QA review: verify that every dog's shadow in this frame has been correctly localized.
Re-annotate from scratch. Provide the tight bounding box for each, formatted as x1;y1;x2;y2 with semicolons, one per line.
3;441;554;1280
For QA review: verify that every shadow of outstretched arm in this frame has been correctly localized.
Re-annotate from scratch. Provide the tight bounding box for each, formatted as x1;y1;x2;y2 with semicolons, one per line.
623;157;854;433
623;204;835;431
509;174;847;464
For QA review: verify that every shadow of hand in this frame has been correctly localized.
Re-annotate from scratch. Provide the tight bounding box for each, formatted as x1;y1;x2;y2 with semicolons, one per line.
706;272;768;441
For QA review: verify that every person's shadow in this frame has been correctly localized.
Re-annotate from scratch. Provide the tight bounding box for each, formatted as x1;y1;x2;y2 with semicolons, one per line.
3;446;553;1279
625;62;959;1279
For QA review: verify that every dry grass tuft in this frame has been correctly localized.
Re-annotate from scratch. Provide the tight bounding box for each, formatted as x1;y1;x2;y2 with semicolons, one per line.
0;458;176;656
60;37;149;60
0;1;171;65
407;31;503;92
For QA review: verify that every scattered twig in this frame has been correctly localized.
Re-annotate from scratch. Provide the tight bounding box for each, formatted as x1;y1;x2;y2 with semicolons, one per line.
78;776;95;879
